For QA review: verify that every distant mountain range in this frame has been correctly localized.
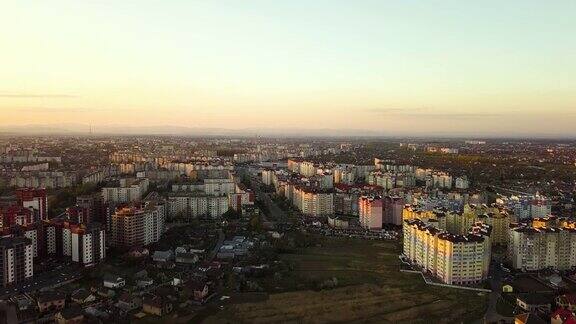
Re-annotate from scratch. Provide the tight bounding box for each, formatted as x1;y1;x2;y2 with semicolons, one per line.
0;124;574;139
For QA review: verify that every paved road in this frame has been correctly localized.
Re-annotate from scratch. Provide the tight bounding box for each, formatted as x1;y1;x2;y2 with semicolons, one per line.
483;263;513;323
249;175;288;223
0;263;83;300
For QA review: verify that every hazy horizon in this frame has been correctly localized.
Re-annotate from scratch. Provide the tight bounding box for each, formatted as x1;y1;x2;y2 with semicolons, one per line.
1;1;575;136
2;123;576;139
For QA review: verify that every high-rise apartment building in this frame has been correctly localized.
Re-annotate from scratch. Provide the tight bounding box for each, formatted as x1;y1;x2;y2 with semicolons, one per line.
69;223;105;267
110;204;165;248
102;178;149;203
168;195;229;220
508;223;576;271
292;187;334;217
383;196;404;226
403;219;490;285
359;196;383;230
0;237;33;287
15;188;48;221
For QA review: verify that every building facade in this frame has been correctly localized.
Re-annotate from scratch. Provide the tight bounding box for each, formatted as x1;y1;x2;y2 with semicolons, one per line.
0;237;33;287
359;196;383;230
403;219;490;285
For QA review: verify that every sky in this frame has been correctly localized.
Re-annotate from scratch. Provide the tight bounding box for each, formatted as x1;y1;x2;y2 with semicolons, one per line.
1;0;575;136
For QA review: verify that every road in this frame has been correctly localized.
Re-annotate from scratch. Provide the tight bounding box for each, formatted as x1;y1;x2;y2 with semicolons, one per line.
208;229;225;261
0;263;83;299
248;174;288;224
482;263;513;323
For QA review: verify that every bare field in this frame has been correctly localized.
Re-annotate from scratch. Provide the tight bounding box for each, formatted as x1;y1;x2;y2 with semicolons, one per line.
204;236;487;323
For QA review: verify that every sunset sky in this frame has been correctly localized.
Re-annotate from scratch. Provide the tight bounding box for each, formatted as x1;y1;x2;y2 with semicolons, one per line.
1;1;575;136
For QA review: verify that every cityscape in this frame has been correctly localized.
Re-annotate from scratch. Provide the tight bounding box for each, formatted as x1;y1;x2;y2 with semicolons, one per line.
0;138;575;323
2;1;576;324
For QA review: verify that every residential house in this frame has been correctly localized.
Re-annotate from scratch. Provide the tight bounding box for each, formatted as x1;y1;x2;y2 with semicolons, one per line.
184;279;209;302
142;295;173;316
551;308;576;324
152;250;174;263
137;278;154;288
115;293;142;312
557;294;576;312
55;306;84;324
502;284;514;293
103;275;126;289
516;293;553;313
128;247;149;258
91;286;116;299
71;288;96;305
175;247;199;264
37;291;66;313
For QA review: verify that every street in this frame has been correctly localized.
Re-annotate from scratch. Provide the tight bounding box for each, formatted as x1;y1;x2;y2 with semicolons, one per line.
0;263;83;299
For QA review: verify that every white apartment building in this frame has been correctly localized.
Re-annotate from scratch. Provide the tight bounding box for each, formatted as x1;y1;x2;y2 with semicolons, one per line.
44;225;57;255
508;225;576;271
0;237;34;287
333;168;355;185
23;228;38;258
70;224;106;267
430;173;453;189
102;178;149;203
168;195;229;220
415;168;433;181
261;169;274;186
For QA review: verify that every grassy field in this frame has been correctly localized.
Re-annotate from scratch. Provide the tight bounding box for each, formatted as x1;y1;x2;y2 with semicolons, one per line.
204;236;488;323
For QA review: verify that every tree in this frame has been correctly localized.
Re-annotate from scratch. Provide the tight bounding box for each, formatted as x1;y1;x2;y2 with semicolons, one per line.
249;214;263;233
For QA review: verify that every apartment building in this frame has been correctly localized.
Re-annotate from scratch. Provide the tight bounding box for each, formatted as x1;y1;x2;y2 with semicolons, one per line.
383;196;404;226
333;168;355;185
261;169;274;186
508;223;576;271
429;173;453;189
292;187;334;217
110;204;165;248
403;219;490;285
16;188;48;221
359;196;383;230
168;194;229;220
506;194;552;219
76;193;108;224
334;192;359;216
0;237;33;287
69;223;106;267
404;204;510;247
9;172;77;189
0;206;33;228
102;178;149;203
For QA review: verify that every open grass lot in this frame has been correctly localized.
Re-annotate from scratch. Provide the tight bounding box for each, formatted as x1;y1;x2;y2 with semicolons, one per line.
205;236;488;323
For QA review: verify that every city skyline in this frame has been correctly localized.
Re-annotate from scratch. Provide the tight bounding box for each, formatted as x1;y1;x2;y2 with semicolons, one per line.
1;1;575;136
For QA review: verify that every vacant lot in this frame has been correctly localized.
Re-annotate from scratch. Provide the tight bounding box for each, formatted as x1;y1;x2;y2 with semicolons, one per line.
205;236;488;323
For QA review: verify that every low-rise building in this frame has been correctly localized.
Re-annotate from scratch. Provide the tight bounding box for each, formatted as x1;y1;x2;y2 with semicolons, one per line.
37;291;66;313
142;295;173;316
